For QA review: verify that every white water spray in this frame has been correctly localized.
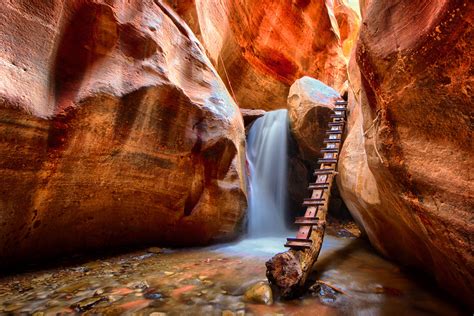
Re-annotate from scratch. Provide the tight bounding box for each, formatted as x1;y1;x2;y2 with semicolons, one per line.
246;109;289;237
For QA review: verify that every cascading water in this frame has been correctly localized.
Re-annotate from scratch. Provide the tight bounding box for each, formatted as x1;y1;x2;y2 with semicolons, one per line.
246;109;289;237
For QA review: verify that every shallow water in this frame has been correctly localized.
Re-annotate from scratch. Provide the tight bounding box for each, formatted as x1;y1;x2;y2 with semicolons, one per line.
0;233;465;315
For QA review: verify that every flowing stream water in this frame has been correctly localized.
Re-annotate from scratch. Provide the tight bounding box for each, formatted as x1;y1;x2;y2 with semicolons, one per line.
246;110;289;237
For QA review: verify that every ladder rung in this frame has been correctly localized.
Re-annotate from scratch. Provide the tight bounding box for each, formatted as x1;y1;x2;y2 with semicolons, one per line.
326;130;343;134
323;139;341;143
328;122;345;126
330;114;345;119
308;184;329;190
321;148;339;153
335;100;348;105
285;238;312;249
304;198;325;202
303;200;325;207
295;217;320;225
334;107;347;111
318;158;338;164
313;169;335;175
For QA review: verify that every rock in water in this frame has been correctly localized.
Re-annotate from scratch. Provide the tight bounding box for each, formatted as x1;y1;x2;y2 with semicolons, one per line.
164;0;349;110
338;0;474;308
0;0;247;265
243;281;273;305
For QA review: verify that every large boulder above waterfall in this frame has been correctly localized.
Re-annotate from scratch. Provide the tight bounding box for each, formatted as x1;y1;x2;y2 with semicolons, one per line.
0;0;247;265
288;77;341;168
164;0;348;110
338;0;474;307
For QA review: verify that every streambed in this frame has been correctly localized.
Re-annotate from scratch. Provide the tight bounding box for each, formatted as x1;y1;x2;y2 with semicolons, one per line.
0;231;463;315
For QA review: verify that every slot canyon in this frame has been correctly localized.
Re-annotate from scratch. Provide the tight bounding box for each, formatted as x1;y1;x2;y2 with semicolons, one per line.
0;0;472;314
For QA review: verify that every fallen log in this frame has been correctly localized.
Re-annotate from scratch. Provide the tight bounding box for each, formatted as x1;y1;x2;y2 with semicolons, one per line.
266;99;346;298
265;168;334;298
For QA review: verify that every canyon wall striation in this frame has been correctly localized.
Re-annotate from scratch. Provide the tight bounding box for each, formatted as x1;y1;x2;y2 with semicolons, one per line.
338;0;474;307
0;0;247;264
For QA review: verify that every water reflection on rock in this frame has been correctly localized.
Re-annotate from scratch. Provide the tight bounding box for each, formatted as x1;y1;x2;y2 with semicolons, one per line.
0;234;464;315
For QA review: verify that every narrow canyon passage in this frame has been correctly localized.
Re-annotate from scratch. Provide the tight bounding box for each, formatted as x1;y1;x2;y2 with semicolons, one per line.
0;0;472;314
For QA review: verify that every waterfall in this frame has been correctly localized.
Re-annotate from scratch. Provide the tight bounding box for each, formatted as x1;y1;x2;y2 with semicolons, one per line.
246;109;289;237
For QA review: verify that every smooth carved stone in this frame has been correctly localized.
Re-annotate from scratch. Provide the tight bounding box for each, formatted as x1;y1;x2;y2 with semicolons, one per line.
338;0;474;308
164;0;349;110
288;77;341;168
0;0;247;265
243;281;274;305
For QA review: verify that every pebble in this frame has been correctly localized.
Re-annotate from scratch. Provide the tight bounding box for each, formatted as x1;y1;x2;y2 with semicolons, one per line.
243;281;273;305
164;271;174;276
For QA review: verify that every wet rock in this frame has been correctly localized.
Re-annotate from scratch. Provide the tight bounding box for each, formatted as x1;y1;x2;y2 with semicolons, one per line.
309;282;339;304
71;296;107;312
243;281;273;305
144;291;163;300
240;109;266;127
127;281;149;291
147;247;163;254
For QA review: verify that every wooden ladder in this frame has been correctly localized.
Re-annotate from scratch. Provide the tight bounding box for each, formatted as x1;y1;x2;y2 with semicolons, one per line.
284;99;348;249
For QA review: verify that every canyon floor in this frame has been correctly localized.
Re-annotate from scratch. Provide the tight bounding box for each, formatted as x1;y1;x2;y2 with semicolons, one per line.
0;224;464;315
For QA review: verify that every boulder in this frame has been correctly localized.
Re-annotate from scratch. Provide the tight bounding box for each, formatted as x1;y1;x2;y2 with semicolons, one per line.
0;0;247;265
243;281;273;305
288;77;341;168
338;0;474;307
164;0;348;110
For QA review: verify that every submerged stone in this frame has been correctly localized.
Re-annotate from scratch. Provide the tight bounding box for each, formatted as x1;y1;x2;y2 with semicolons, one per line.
243;281;273;305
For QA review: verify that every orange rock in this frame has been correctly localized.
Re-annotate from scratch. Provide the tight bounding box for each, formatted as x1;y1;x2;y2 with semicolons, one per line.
338;0;474;308
0;0;247;265
165;0;349;110
334;0;361;59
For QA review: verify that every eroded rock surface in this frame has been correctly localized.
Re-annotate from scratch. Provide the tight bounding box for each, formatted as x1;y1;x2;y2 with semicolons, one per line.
288;77;340;167
0;0;247;265
164;0;348;110
338;0;474;307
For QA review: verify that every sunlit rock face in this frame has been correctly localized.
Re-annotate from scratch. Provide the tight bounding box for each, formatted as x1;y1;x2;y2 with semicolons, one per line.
164;0;348;110
334;0;360;59
338;0;474;307
0;0;247;265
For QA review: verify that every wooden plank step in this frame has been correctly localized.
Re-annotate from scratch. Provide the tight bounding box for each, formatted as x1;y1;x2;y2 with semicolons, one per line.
313;169;335;175
295;217;320;225
308;183;329;190
318;158;338;164
321;148;339;153
326;130;343;134
302;200;325;206
285;237;312;249
323;138;342;143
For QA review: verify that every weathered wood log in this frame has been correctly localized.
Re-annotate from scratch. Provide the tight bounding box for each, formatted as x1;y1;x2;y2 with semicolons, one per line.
266;167;335;298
